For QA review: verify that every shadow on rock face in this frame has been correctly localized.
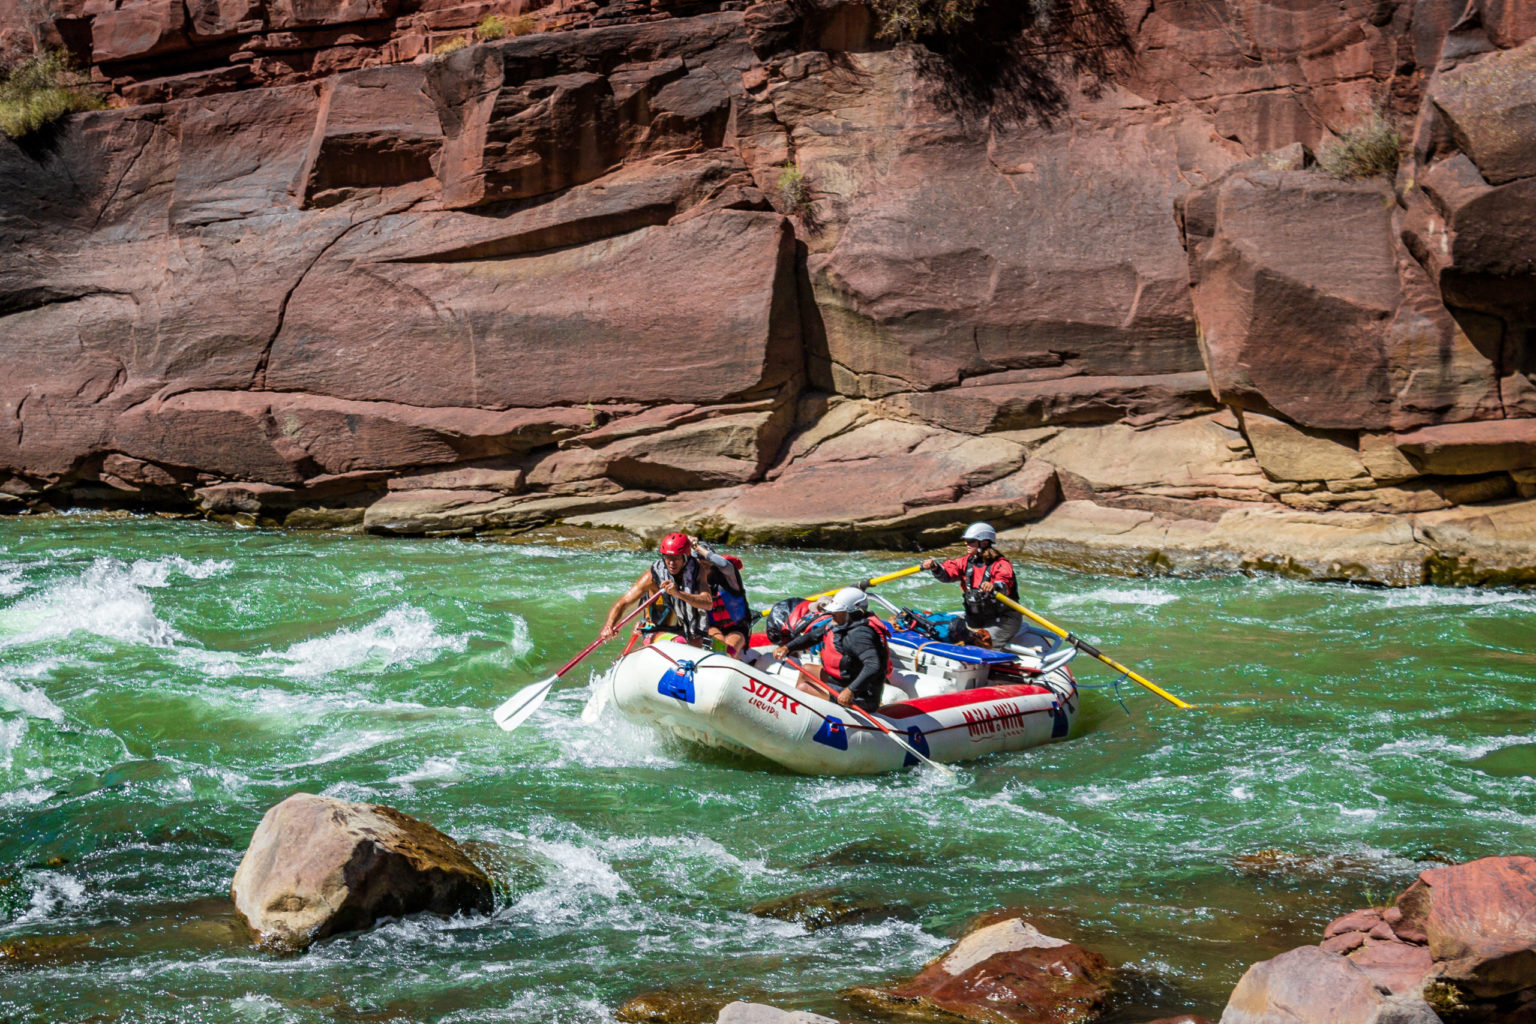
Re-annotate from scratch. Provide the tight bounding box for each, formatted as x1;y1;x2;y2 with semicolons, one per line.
911;0;1135;130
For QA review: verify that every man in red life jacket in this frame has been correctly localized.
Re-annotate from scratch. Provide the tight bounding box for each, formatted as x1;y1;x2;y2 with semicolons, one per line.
920;521;1023;648
689;536;754;657
599;532;714;645
772;587;890;713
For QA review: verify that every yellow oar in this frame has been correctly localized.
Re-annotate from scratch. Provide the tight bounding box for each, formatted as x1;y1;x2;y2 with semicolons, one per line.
993;592;1193;710
806;564;924;603
758;565;927;621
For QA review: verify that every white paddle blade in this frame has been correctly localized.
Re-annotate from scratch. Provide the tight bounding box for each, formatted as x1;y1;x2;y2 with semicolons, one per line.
493;675;557;732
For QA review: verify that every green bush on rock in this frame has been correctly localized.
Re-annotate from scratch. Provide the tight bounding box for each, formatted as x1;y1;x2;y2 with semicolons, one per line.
870;0;983;40
1317;111;1402;180
0;50;105;139
776;162;811;214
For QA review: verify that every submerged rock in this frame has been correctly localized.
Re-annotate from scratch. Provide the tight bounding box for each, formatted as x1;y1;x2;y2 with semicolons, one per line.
848;916;1114;1024
747;886;902;932
615;986;731;1024
230;793;492;951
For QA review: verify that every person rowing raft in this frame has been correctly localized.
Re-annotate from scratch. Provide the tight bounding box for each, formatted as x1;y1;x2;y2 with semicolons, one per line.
919;521;1023;647
599;532;713;645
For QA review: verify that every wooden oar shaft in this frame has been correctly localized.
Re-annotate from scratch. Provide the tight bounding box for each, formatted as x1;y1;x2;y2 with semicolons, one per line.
993;592;1192;710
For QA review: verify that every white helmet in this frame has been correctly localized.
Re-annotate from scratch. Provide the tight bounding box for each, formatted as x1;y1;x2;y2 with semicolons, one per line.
827;587;868;614
962;521;997;543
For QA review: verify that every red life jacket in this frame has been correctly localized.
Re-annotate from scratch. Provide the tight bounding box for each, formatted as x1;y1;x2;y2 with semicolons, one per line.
961;553;1018;625
708;555;751;629
820;615;892;682
785;599;823;634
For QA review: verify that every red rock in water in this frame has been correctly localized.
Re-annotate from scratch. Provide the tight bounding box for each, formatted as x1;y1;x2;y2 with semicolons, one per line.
1397;855;1536;1000
1224;856;1536;1023
848;917;1114;1024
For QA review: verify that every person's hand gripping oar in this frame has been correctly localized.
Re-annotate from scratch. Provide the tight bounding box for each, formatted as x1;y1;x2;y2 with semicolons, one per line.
992;592;1193;709
492;590;664;733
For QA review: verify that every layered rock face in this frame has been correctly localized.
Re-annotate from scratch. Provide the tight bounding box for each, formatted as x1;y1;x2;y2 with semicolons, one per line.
1;0;1534;579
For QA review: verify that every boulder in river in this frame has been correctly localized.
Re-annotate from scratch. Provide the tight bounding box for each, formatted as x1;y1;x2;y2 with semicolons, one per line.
715;1003;839;1024
1220;855;1536;1023
848;916;1114;1024
230;792;492;951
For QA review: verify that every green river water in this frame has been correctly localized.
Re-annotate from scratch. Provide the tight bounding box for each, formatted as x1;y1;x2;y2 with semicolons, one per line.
0;513;1532;1024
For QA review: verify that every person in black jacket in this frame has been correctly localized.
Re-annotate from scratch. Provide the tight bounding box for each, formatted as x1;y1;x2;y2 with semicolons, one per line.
772;587;889;713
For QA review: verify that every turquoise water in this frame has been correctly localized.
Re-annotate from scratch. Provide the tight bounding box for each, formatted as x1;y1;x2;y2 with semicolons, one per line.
0;513;1532;1023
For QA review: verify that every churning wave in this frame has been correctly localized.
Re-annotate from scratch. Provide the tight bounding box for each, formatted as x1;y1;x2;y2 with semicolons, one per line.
275;605;469;680
0;555;231;650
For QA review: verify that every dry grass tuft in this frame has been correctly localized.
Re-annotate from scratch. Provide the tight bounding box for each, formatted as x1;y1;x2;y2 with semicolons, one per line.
0;50;104;139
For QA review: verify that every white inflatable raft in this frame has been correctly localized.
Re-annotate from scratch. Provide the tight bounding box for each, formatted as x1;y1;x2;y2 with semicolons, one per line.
603;625;1079;775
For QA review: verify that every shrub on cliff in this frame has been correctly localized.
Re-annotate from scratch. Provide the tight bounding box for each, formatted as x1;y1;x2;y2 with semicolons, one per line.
432;36;469;57
0;50;104;140
776;163;811;215
475;15;507;40
1317;112;1402;180
871;0;983;40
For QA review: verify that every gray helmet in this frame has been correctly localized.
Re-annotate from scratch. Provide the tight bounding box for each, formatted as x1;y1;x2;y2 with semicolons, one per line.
827;587;868;614
962;522;997;543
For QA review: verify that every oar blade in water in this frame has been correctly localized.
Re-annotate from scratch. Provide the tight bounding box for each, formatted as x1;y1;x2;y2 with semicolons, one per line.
492;675;557;732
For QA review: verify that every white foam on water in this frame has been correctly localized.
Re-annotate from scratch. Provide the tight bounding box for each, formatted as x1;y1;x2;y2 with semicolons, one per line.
318;780;382;803
1230;785;1253;801
0;557;186;649
505;612;531;661
124;555;234;587
555;701;673;768
0;680;66;724
12;870;87;925
387;755;464;786
1050;586;1180;609
1363;587;1535;611
290;728;398;768
0;566;25;598
1375;731;1536;761
225;686;438;720
439;992;613;1024
508;839;633;927
0;785;51;808
275;605;467;679
602;833;770;881
800;776;883;805
0;717;22;767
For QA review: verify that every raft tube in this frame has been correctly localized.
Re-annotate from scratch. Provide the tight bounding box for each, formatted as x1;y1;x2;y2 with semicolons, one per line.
605;632;1078;775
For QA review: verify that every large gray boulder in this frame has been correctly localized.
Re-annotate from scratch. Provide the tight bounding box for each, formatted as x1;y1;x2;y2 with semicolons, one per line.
230;792;493;950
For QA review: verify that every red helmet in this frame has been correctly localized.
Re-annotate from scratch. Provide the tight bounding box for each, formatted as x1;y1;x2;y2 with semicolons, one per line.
659;532;690;557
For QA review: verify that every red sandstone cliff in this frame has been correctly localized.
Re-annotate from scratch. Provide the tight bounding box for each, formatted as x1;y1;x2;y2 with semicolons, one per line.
1;0;1533;582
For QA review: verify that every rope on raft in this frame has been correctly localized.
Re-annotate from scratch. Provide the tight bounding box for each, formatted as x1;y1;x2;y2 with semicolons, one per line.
1073;672;1133;716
